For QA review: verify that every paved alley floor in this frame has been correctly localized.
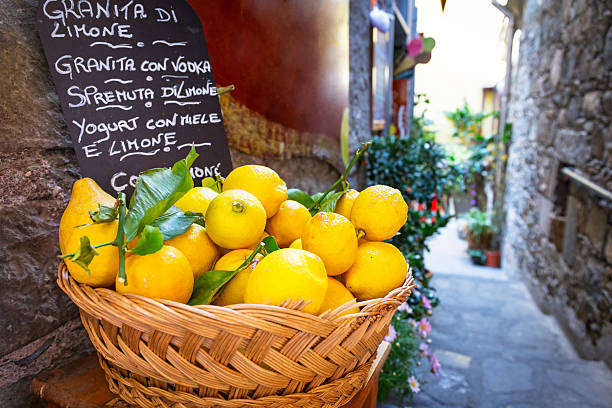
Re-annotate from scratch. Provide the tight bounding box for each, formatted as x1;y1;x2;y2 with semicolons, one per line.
381;221;612;408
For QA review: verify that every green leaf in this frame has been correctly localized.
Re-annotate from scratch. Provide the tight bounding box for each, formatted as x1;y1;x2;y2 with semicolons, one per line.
151;206;197;240
261;235;279;253
184;211;206;227
201;176;223;193
310;192;324;202
124;146;198;241
64;236;99;273
188;242;265;305
188;269;236;305
89;204;118;224
129;225;164;256
288;188;315;208
319;190;347;213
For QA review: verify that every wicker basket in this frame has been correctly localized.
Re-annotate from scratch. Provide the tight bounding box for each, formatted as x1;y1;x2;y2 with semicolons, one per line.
57;262;414;407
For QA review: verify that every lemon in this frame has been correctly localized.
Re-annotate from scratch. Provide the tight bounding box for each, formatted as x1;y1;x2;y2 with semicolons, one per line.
117;245;193;303
289;238;302;249
350;185;408;241
213;249;263;306
301;212;357;276
319;278;360;317
174;186;218;215
165;224;219;279
205;190;266;249
64;221;119;287
245;232;270;251
223;165;287;218
343;242;407;301
266;200;311;247
245;248;328;314
335;189;359;220
59;178;115;253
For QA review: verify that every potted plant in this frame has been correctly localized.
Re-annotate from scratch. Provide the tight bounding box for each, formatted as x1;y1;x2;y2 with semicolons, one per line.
485;239;501;268
463;208;494;251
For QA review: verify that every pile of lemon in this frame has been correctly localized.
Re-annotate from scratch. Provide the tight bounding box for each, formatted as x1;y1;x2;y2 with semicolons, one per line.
60;165;408;316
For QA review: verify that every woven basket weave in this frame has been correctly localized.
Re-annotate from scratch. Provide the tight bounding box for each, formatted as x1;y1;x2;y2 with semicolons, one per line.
58;262;413;407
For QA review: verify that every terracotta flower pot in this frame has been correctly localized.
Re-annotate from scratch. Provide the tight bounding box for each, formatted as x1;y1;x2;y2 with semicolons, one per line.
485;250;501;268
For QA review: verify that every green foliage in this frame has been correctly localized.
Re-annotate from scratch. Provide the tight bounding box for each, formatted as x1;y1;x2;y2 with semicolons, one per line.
61;236;99;274
88;204;118;224
378;316;421;402
124;147;198;241
128;225;164;256
463;208;495;243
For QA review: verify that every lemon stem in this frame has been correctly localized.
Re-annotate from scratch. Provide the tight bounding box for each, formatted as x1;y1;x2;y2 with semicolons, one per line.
116;193;127;285
309;142;371;211
58;241;115;259
231;200;245;213
356;230;366;240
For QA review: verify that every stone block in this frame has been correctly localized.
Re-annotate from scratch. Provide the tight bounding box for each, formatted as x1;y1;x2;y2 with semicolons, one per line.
583;91;602;119
554;129;591;166
550;49;563;87
606;230;612;264
585;203;607;252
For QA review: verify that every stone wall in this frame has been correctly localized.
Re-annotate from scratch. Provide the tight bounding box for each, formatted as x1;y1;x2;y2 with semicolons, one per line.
504;0;612;367
0;0;370;406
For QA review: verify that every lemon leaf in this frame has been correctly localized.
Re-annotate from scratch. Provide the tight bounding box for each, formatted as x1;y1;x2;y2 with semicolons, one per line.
124;146;198;241
188;269;236;305
89;204;118;224
319;190;347;213
64;236;99;274
129;225;164;256
262;236;279;253
152;206;198;240
288;188;315;208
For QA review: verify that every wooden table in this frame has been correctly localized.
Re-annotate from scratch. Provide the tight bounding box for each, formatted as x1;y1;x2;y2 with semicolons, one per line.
31;342;390;408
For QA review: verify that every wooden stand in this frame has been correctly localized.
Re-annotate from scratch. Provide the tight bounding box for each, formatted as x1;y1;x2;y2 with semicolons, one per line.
31;342;391;408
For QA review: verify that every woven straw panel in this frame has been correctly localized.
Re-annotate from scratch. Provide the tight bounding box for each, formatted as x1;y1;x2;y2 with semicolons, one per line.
58;263;413;407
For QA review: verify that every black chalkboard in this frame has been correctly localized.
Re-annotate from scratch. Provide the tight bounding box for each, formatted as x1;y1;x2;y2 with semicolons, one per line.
37;0;233;195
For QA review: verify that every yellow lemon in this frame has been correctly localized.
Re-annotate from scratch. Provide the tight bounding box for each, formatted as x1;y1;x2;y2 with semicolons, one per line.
335;189;359;219
301;212;357;276
266;200;311;247
318;278;360;317
223;165;287;218
205;190;267;249
213;249;263;306
174;186;218;215
245;248;328;314
289;238;302;249
64;221;118;287
59;178;115;253
165;224;219;279
343;242;407;301
117;245;193;303
350;185;408;241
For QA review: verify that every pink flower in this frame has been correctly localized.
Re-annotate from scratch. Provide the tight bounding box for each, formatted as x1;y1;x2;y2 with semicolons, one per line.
407;37;423;56
418;318;431;337
430;353;442;378
419;342;430;358
408;375;420;393
384;324;397;342
421;295;432;310
398;302;413;314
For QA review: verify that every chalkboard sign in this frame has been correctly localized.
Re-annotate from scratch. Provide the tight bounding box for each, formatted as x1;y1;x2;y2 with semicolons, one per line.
37;0;233;195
